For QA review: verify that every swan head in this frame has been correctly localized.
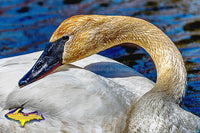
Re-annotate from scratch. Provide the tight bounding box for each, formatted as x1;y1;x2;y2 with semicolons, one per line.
19;15;116;87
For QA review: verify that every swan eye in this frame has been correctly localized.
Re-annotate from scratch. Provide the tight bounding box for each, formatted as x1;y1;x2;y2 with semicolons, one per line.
62;36;69;41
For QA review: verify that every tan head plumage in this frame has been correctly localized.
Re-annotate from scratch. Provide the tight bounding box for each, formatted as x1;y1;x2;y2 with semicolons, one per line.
49;15;186;102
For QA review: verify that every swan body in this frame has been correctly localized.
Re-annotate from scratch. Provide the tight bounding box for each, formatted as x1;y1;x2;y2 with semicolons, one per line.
0;15;199;132
0;52;153;132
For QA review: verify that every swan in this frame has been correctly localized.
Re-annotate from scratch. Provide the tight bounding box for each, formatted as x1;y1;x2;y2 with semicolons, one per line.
0;15;199;132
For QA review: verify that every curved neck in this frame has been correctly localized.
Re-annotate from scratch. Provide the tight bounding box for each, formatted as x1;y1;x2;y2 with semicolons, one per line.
99;16;187;102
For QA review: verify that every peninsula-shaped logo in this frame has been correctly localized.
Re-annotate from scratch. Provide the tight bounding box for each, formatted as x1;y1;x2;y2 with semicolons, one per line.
5;107;44;127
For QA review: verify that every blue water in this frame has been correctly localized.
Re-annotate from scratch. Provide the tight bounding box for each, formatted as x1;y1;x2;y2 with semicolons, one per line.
0;0;199;116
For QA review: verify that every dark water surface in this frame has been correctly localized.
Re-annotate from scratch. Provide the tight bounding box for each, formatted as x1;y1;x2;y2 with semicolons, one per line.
0;0;200;116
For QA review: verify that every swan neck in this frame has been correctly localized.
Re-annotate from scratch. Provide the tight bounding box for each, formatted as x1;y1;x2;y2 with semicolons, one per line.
107;17;187;102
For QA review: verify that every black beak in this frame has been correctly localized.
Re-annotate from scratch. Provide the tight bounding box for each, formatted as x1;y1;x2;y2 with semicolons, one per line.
18;37;67;87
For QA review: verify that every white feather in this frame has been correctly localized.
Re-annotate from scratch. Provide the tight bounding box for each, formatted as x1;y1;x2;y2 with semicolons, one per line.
0;51;153;132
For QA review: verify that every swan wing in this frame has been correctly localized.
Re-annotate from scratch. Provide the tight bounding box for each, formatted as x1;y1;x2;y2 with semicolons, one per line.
0;52;153;132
